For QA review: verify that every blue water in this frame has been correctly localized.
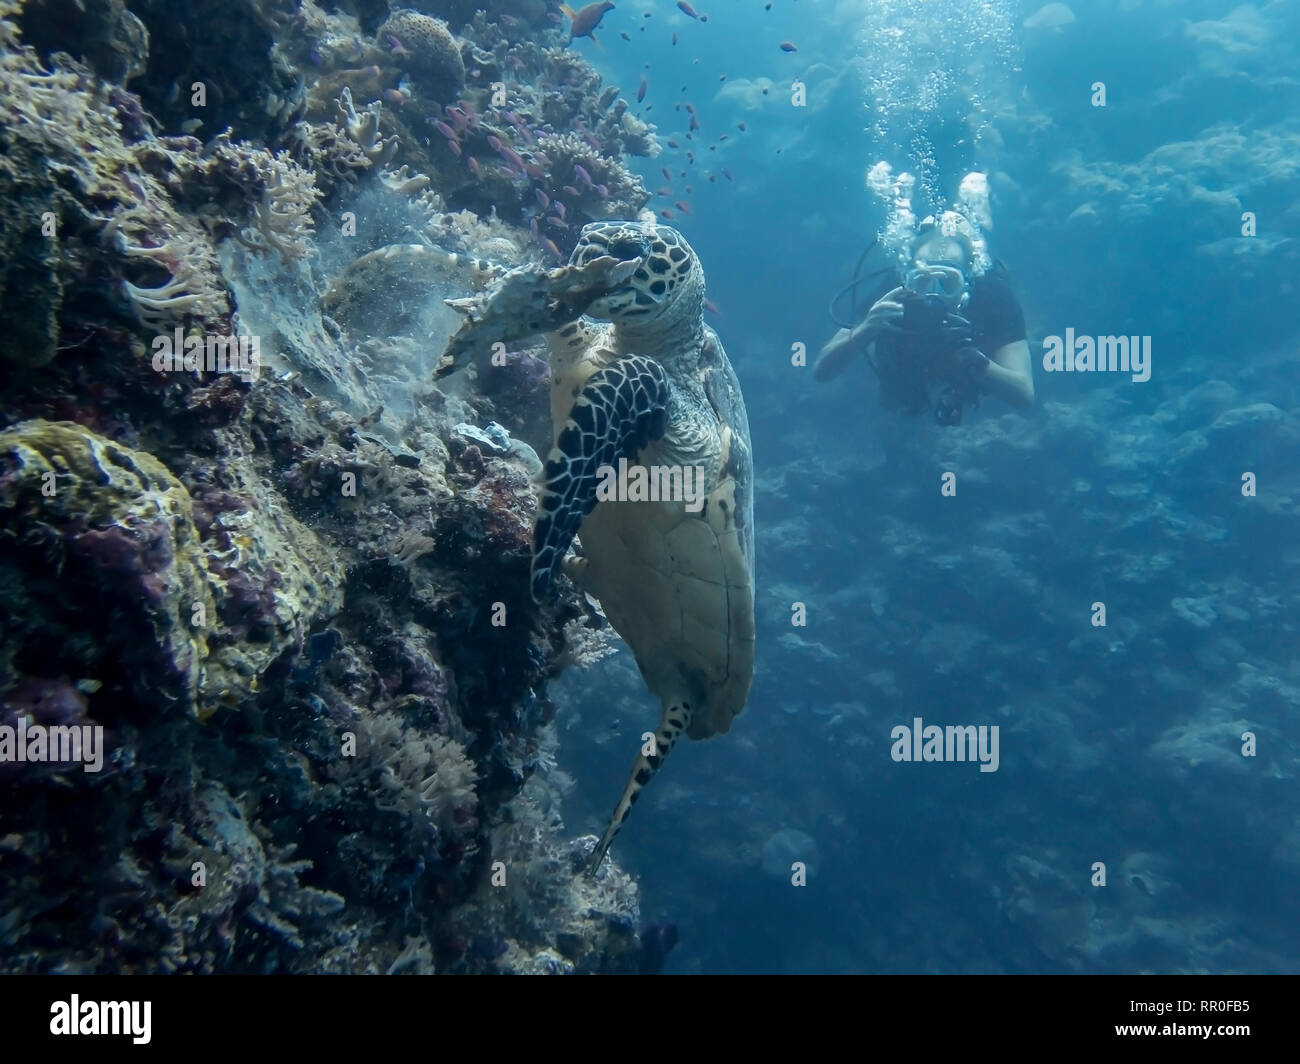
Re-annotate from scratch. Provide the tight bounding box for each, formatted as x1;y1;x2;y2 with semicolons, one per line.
553;0;1300;973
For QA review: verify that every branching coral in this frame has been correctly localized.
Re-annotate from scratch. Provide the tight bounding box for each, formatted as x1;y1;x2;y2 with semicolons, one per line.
336;86;398;167
104;218;227;329
237;152;322;261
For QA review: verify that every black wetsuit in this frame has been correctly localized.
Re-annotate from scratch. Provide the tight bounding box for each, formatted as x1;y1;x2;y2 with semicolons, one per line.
964;261;1026;356
873;261;1025;421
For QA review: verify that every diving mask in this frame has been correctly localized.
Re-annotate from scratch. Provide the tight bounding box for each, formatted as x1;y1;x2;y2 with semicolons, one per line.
904;263;967;307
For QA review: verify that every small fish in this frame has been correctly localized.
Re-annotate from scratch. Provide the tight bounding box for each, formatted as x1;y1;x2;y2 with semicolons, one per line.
656;186;672;196
723;168;733;181
594;183;609;199
685;103;695;114
530;217;539;238
487;134;504;153
718;133;728;141
561;2;615;45
719;74;726;82
434;120;458;140
502;12;520;25
686;151;695;163
675;201;691;213
661;208;675;219
661;166;672;181
707;174;716;182
308;49;325;67
470;157;484;178
386;34;410;57
535;188;550;208
501;145;526;172
689;115;699;131
554;200;567;219
671;31;677;45
620;30;630;41
542;237;562;258
573;163;594;187
704;297;720;314
779;41;797;52
677;1;700;18
548;216;569;229
524;163;546;179
447;139;462;156
764;2;772;9
685;185;693;194
666;139;680;148
563;184;581;197
637;76;647;102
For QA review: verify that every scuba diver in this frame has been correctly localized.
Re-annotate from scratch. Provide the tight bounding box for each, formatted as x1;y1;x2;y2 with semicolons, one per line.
814;213;1034;424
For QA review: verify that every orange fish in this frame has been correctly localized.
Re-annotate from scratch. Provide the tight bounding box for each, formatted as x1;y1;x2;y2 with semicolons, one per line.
661;208;675;219
675;200;691;213
561;2;615;45
543;237;562;258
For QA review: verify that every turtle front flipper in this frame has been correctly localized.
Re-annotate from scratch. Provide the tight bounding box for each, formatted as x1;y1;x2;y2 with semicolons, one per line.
435;255;642;379
587;698;694;876
531;355;669;601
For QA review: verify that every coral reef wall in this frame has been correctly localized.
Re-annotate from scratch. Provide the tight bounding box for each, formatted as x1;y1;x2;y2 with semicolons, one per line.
0;0;658;973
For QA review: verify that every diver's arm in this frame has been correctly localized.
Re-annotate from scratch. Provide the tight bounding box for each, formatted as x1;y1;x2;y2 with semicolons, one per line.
814;289;906;382
813;328;856;381
982;339;1034;407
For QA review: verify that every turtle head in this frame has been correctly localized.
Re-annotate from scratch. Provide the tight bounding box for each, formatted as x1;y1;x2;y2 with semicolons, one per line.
569;220;704;328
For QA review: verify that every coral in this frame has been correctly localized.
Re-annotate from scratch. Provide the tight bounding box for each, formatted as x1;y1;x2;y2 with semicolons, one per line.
375;10;465;100
236;152;322;262
16;0;150;84
0;419;214;717
0;12;227;360
367;709;480;841
335;86;398;168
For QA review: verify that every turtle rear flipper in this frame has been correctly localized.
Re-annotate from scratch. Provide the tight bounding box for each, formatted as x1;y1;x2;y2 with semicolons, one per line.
531;355;669;601
587;697;695;875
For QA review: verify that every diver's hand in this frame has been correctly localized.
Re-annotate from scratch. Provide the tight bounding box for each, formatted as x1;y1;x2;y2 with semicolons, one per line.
948;345;991;384
853;287;906;342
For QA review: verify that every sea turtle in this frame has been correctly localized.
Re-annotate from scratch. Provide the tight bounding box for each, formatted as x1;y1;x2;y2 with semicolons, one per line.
438;220;755;874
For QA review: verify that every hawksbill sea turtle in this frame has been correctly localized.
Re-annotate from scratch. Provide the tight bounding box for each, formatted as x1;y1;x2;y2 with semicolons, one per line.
437;220;755;874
